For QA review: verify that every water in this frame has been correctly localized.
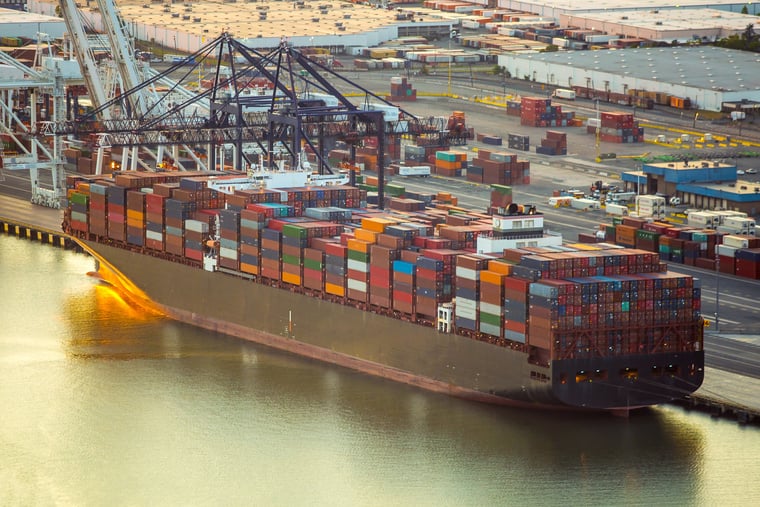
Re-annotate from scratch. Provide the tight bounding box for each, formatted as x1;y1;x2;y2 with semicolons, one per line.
1;234;759;506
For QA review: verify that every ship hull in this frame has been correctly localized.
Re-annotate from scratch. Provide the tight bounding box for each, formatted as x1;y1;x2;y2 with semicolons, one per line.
79;239;703;411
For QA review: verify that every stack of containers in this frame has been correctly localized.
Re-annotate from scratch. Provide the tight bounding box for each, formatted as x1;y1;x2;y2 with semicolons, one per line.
183;218;207;262
503;275;530;343
369;242;399;309
517;249;699;357
490;184;513;211
536;130;567;156
126;190;146;247
634;228;660;253
389;76;417;101
107;186;127;242
434;151;467;177
455;255;489;331
717;243;736;274
164;198;195;256
392;256;416;314
145;193;165;251
324;242;348;297
520;97;574;127
240;208;266;275
281;224;308;286
478;262;507;338
506;100;521;117
260;228;282;280
68;188;89;233
88;183;108;236
599;112;643;143
347;235;372;303
507;133;530;151
303;246;325;291
735;248;760;279
415;256;446;319
218;209;241;270
468;149;530;185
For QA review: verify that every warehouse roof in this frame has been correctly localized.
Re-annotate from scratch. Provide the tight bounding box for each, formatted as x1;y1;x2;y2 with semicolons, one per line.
561;8;758;41
513;46;760;93
115;1;460;40
501;0;759;15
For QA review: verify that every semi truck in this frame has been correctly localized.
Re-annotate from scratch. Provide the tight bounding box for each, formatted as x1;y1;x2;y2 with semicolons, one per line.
552;89;576;100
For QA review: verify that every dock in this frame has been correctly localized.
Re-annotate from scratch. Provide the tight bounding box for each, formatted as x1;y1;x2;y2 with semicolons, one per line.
1;193;759;425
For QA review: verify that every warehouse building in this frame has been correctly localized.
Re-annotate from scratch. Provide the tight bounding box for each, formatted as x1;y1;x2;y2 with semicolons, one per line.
622;161;760;215
495;0;760;18
28;0;462;53
497;45;760;111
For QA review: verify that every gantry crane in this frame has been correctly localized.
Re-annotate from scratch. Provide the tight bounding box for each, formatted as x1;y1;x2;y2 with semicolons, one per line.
44;33;447;205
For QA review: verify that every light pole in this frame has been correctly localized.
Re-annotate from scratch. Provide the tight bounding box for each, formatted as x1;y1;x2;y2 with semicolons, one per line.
448;28;457;97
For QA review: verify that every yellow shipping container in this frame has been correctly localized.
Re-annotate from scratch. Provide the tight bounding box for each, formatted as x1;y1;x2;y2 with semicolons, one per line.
347;238;370;253
325;282;345;297
565;243;601;251
361;217;395;233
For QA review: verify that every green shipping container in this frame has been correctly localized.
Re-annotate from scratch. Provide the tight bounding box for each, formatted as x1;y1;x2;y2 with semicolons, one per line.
479;311;502;327
282;253;301;266
282;224;307;239
347;249;369;263
303;258;323;271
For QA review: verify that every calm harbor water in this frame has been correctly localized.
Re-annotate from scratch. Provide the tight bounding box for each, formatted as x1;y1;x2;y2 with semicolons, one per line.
1;234;759;506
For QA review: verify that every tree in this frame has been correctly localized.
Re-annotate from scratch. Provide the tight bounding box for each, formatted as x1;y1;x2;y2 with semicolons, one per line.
742;5;749;14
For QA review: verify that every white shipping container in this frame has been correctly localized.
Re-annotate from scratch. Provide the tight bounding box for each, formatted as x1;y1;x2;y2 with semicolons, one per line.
605;203;629;216
722;235;750;249
724;217;756;229
717;244;738;257
398;166;431;177
146;230;163;242
347;259;369;273
571;198;601;210
455;267;479;280
347;279;367;292
479;301;502;316
688;211;720;228
456;306;478;321
185;219;209;233
220;247;239;259
456;298;478;312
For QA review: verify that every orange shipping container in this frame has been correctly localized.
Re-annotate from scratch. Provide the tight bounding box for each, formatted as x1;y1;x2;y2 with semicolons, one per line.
325;282;345;297
281;271;302;286
480;270;505;286
354;228;379;244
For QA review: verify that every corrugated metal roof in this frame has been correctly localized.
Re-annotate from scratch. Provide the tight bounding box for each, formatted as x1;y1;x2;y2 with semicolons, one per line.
514;46;760;93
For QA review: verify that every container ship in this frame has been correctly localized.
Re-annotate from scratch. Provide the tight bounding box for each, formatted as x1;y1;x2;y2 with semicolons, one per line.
62;168;704;412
